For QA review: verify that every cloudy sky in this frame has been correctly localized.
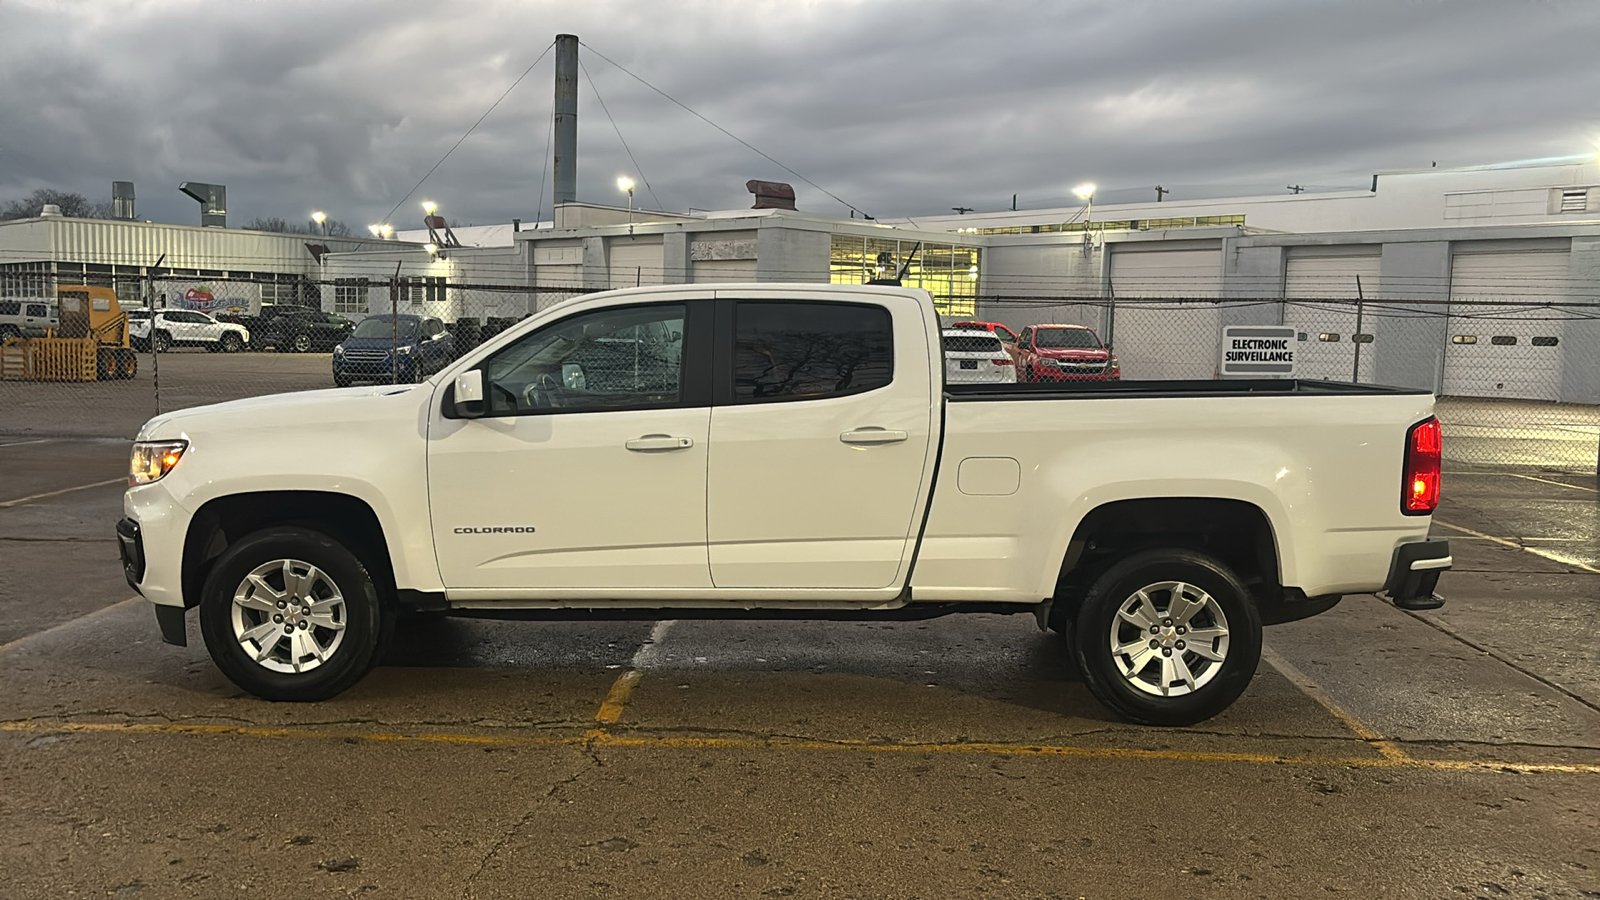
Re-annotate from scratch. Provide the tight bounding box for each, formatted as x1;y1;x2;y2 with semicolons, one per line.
2;0;1597;229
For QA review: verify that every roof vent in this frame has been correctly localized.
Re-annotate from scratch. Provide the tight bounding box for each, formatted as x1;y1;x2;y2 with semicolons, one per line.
746;180;796;210
39;204;62;217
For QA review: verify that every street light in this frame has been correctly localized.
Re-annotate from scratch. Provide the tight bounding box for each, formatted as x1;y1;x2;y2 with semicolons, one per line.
368;223;383;237
311;210;327;235
1072;183;1097;246
616;176;635;234
421;201;438;215
424;243;438;255
379;224;393;239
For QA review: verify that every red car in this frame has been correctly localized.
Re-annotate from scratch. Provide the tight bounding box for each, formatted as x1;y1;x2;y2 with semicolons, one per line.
1012;324;1120;382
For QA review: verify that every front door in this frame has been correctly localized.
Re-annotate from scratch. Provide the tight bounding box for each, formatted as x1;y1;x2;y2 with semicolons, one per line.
706;295;936;590
428;299;713;592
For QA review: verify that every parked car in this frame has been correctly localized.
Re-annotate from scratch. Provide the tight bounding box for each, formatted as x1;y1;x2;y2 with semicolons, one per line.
1012;324;1119;382
942;328;1016;384
332;314;454;386
0;297;59;341
122;283;1449;727
263;307;355;352
130;309;250;353
949;320;1019;346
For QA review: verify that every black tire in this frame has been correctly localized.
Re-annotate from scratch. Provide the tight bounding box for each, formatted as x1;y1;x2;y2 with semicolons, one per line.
96;347;119;380
1070;548;1262;727
117;348;138;379
291;332;312;353
220;332;243;353
152;332;172;353
199;526;388;701
0;325;19;343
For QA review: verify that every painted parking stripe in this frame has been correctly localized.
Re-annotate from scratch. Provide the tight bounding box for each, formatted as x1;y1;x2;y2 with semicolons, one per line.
3;719;1596;775
586;620;675;739
1262;645;1406;761
1450;471;1598;494
0;477;125;509
0;597;142;656
1434;520;1600;574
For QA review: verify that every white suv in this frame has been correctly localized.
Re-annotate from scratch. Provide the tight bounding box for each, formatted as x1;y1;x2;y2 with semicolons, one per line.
0;297;59;341
131;309;250;353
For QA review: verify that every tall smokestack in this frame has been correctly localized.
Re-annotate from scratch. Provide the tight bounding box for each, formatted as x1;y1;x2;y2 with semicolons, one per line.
552;33;579;207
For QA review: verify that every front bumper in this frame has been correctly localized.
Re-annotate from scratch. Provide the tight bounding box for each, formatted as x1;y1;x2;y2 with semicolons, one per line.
116;517;144;592
1031;364;1119;381
1379;538;1451;610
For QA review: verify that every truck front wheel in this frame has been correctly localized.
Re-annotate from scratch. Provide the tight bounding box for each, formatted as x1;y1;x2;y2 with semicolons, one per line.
198;526;388;701
1071;548;1261;727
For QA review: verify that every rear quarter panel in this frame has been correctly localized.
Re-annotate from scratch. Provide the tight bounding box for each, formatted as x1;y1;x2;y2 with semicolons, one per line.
913;392;1437;602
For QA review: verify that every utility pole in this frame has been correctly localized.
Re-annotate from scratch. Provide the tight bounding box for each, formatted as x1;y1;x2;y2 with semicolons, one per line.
1155;186;1169;202
951;206;972;215
1011;194;1017;211
552;34;579;207
1287;185;1305;194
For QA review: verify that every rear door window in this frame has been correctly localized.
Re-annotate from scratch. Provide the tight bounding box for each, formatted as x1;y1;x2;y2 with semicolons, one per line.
731;301;893;403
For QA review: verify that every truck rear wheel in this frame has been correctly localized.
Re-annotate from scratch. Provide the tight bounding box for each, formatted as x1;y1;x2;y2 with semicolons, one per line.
97;348;119;380
198;526;388;701
1071;548;1261;727
117;348;138;379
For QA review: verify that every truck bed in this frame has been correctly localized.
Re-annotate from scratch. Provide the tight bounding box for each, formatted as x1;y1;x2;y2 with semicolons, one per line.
945;379;1431;401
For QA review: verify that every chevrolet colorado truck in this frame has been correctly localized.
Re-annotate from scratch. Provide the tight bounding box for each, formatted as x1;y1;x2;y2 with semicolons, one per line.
118;283;1450;726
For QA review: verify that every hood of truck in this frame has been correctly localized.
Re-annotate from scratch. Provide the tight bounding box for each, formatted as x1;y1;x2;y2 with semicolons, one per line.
1036;348;1110;362
136;384;426;441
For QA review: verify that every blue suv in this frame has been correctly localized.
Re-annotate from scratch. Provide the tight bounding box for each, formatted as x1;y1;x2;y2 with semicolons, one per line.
333;314;455;386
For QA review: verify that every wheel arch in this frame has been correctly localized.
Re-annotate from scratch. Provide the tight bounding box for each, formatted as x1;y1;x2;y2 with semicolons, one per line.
182;491;396;611
1050;496;1281;624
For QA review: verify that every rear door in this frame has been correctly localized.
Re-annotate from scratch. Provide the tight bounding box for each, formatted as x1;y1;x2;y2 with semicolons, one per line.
706;292;937;589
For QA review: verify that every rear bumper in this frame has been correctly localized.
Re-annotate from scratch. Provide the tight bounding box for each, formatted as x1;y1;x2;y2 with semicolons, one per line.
1379;538;1451;610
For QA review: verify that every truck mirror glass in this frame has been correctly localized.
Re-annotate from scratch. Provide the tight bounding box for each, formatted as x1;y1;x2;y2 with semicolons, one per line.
453;370;485;418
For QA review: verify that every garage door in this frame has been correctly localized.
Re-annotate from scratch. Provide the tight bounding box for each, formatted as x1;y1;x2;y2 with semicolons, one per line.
1110;248;1221;380
1284;251;1382;382
693;259;757;283
1443;250;1567;402
608;240;664;290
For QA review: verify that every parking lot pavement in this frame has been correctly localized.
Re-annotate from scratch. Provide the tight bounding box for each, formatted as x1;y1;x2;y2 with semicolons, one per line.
0;350;334;440
2;397;1598;896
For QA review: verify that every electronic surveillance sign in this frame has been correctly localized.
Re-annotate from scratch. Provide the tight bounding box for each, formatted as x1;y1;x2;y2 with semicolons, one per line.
1220;326;1297;377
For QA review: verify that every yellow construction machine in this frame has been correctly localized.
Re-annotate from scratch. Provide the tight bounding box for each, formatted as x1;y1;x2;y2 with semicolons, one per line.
0;285;139;381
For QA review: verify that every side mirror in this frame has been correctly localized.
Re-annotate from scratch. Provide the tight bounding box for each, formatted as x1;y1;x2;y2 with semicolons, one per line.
453;370;486;418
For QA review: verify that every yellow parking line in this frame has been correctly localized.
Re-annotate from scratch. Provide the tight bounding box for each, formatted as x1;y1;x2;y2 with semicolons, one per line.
1262;645;1408;762
3;718;1596;774
0;477;125;509
593;670;643;726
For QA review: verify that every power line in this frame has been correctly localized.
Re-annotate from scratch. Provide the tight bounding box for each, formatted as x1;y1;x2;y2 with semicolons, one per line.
579;40;870;219
580;58;664;212
535;105;555;226
380;40;557;227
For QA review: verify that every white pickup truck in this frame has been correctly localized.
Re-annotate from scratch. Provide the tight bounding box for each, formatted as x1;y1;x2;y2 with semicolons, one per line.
118;284;1449;725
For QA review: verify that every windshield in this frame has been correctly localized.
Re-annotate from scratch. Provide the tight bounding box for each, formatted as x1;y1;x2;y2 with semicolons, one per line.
350;317;419;339
1035;328;1102;349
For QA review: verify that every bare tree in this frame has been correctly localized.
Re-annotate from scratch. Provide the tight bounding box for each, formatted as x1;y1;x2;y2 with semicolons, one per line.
0;189;113;220
244;215;354;237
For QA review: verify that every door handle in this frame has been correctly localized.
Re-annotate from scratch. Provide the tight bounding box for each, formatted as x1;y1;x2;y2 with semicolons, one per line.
840;428;908;445
625;434;694;452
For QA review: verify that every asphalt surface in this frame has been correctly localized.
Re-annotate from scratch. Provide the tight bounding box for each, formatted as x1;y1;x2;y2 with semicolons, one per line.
1;359;1598;898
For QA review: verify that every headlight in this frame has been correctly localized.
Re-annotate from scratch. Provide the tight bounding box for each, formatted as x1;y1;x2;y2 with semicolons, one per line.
397;346;412;355
129;440;188;486
1039;358;1058;366
333;344;344;356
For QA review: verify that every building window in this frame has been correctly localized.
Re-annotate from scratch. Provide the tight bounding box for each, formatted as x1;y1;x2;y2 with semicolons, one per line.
1531;336;1559;347
1352;333;1375;343
1452;335;1478;344
1560;190;1587;213
828;234;979;318
401;276;446;307
1490;335;1517;346
1318;333;1341;342
334;279;370;314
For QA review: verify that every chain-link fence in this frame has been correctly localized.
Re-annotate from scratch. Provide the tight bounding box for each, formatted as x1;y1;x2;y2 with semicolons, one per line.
968;294;1599;474
2;274;1595;474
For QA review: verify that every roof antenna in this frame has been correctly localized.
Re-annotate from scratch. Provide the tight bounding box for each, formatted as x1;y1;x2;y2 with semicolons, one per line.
868;242;922;287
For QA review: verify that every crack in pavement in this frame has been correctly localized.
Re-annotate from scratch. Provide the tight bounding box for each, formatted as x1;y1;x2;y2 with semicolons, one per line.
460;754;596;899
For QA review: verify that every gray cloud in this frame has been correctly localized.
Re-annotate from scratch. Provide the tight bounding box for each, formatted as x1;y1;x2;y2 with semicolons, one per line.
1;0;1596;229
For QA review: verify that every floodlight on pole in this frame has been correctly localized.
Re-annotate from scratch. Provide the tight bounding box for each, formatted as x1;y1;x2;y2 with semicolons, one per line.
379;224;393;239
617;176;636;235
421;201;438;215
424;243;439;255
311;210;328;236
368;223;382;237
1072;183;1097;249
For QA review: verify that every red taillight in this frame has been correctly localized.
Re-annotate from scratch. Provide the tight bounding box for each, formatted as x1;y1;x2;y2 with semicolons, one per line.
1403;417;1442;515
992;358;1012;365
